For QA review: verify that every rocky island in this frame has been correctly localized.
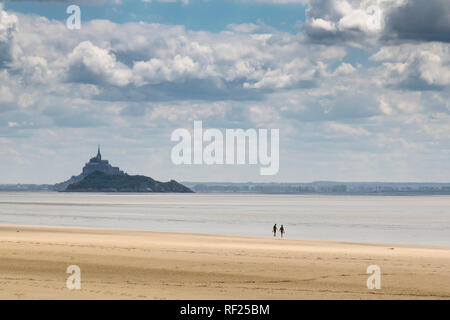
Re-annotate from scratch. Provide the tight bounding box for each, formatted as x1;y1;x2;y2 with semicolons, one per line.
65;171;192;193
55;146;192;193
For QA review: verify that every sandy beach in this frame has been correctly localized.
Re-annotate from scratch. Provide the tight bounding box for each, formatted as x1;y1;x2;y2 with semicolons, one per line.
0;224;448;300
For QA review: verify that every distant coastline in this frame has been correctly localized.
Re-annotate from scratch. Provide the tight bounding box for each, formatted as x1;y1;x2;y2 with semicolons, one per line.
183;181;450;195
2;181;450;195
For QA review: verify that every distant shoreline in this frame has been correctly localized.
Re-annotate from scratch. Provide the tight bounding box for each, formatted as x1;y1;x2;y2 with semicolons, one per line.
2;189;450;196
3;180;450;195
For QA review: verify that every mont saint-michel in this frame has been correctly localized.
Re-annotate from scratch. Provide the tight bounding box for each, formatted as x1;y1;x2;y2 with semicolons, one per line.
53;146;192;193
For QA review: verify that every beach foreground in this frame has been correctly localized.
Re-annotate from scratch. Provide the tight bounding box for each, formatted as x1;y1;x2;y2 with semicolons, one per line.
0;224;449;300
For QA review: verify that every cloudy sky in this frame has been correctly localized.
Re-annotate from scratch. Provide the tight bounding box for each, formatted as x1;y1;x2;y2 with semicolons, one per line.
0;0;449;184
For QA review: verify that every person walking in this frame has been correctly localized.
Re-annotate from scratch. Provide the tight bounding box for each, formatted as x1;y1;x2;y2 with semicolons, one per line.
272;224;277;237
280;225;285;238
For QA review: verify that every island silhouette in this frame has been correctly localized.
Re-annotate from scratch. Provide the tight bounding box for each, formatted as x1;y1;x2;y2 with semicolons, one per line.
54;146;192;193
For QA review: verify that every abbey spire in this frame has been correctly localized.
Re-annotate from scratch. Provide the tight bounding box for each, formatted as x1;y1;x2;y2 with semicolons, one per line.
97;145;101;160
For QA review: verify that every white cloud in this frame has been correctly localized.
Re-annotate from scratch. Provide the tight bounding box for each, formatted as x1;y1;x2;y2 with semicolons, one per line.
372;42;450;90
332;62;355;76
133;55;202;85
67;41;132;86
0;5;18;67
0;85;14;103
302;0;404;46
328;122;371;136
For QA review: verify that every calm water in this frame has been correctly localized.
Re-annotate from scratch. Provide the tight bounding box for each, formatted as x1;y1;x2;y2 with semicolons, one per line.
0;192;449;246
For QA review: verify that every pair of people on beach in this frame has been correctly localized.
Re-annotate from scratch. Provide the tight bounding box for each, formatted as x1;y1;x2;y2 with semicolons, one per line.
272;224;285;238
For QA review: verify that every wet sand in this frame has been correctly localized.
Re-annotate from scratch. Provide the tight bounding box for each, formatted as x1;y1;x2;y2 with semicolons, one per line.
0;224;449;299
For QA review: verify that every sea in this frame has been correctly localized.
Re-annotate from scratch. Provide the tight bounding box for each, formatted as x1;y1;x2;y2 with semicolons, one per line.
0;192;449;246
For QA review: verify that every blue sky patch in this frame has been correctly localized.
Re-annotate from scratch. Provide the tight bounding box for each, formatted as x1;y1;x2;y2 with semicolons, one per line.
4;0;306;33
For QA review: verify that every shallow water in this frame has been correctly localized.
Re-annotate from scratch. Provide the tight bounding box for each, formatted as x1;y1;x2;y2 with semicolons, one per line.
0;192;449;246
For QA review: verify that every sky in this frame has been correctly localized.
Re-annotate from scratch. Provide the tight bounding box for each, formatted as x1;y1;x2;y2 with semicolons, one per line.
0;0;449;184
